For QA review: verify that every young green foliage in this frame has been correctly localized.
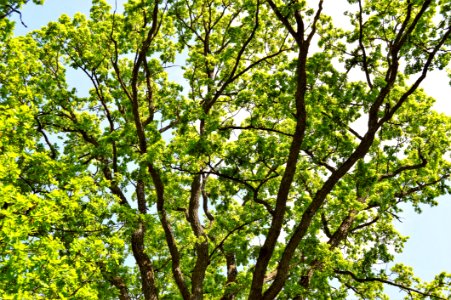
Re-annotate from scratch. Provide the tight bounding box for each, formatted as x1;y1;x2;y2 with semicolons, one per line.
1;0;451;299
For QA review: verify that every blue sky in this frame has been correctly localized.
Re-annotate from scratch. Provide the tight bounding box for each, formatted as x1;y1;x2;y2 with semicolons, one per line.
11;0;451;298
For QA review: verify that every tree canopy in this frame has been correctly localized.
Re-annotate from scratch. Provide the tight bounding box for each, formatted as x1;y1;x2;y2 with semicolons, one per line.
1;0;451;299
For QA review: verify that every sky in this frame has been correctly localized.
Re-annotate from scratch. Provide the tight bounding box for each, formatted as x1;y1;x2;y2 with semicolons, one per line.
10;0;451;298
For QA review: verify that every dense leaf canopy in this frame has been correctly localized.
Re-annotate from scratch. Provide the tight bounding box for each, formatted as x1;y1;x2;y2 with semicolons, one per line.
1;0;451;299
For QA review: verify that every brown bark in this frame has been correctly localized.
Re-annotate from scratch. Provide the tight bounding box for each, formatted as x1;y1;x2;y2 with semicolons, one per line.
248;0;323;296
110;277;132;300
188;174;210;299
149;164;191;300
100;268;132;300
132;180;159;300
220;252;238;300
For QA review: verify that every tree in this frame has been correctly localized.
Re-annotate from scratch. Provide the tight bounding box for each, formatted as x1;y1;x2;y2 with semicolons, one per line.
1;0;451;298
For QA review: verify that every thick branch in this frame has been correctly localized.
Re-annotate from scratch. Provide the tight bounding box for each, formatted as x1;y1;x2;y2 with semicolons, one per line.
220;252;238;300
188;174;209;299
129;1;161;154
148;164;190;299
100;268;132;300
263;119;379;299
131;179;158;300
249;17;310;300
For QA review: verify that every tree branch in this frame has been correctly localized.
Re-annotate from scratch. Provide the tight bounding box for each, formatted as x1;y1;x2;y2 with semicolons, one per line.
335;269;447;300
357;0;373;89
266;0;297;41
378;149;427;181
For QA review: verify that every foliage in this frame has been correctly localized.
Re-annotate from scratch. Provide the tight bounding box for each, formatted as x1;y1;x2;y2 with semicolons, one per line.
1;0;451;299
0;0;44;39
